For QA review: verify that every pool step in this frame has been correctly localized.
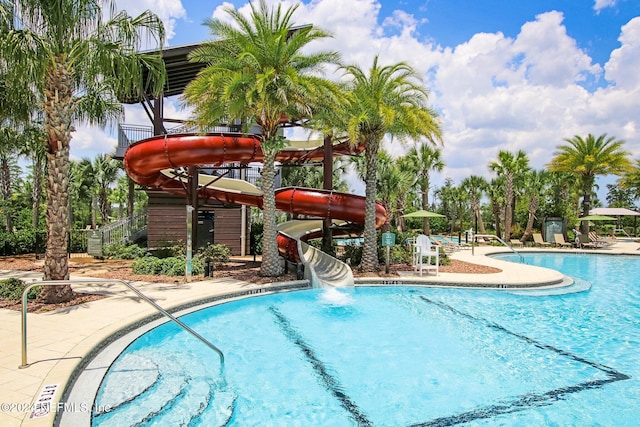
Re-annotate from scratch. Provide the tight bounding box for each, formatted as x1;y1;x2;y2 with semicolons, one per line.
95;353;159;413
94;348;235;427
508;277;592;296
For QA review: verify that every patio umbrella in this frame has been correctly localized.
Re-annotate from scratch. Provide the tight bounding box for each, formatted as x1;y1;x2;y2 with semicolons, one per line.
579;214;616;221
402;210;445;218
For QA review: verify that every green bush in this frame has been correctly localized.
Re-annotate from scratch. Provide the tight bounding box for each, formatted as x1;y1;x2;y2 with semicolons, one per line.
0;230;37;255
340;244;362;266
250;222;263;255
103;243;148;260
132;256;204;276
0;278;39;301
153;241;185;258
197;243;231;266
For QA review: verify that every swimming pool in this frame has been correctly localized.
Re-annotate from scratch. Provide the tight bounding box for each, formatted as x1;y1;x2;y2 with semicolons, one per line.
89;253;639;426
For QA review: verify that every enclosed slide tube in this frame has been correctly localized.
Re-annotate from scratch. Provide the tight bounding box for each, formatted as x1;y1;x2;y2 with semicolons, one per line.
124;133;387;287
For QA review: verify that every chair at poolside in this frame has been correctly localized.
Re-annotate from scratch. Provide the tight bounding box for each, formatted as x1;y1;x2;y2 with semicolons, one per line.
510;239;524;248
589;231;612;247
532;233;551;247
578;234;596;248
413;234;439;276
436;235;462;253
553;233;573;248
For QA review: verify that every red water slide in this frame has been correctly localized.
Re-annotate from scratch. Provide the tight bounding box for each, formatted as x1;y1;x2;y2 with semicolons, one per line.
124;133;387;260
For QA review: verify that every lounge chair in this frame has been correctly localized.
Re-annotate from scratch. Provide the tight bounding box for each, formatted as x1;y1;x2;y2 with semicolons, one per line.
553;233;573;248
436;235;465;252
413;234;439;276
589;231;612;247
510;239;523;248
532;233;551;247
578;234;598;249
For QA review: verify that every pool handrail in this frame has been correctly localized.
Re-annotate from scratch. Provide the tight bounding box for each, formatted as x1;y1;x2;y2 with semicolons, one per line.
472;233;525;263
20;279;225;369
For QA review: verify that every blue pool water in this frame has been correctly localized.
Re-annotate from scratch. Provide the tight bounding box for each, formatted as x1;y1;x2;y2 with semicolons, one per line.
93;253;640;426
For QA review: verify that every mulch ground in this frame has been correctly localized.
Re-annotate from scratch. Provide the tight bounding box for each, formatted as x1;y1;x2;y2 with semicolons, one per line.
0;254;500;313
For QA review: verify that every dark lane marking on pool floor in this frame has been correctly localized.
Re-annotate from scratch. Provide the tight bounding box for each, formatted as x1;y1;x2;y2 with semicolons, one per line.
269;306;373;427
409;296;631;427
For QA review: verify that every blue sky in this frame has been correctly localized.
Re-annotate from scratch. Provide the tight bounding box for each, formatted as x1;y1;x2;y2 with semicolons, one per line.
89;0;640;204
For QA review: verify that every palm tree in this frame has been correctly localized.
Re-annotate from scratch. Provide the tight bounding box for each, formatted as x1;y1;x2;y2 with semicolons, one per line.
461;175;487;234
435;178;457;235
83;154;121;225
486;178;504;238
405;143;444;234
376;151;413;231
621;159;640;202
341;56;442;272
183;0;341;277
19;124;47;230
546;170;579;219
3;0;166;303
489;150;530;241
520;169;548;243
548;134;632;232
0;127;20;231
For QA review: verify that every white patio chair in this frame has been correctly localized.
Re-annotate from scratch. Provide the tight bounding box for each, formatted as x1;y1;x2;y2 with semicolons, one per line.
413;234;439;276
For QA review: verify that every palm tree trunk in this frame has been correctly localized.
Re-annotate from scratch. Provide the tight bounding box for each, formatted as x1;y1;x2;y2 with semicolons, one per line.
259;149;283;277
39;56;75;303
421;190;431;235
472;200;487;234
522;196;539;242
40;146;75;302
1;156;13;231
127;176;134;217
360;142;380;272
31;157;43;229
504;177;513;241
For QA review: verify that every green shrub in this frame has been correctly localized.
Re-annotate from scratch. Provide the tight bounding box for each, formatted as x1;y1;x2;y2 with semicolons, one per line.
340;244;362;266
103;243;148;260
0;278;39;301
0;230;37;255
153;241;185;258
132;256;203;276
197;243;231;266
250;222;263;255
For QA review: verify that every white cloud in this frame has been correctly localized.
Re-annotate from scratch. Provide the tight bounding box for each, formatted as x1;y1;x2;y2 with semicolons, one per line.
72;0;639;201
594;0;617;13
115;0;186;42
604;17;640;89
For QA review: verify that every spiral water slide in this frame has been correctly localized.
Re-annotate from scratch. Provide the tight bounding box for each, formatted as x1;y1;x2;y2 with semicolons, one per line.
124;133;387;287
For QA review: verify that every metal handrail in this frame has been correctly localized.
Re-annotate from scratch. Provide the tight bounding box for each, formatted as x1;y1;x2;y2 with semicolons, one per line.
20;279;224;368
472;233;525;263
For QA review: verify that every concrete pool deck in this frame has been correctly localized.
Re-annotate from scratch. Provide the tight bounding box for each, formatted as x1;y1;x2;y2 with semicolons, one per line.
0;241;638;426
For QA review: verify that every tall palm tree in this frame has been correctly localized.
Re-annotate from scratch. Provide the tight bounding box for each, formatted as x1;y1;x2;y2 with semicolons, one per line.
0;127;20;231
341;55;442;271
461;175;487;234
19;123;47;230
520;169;548;242
405;143;444;234
3;0;166;303
546;170;579;219
435;178;457;234
486;178;504;238
83;154;121;225
376;151;413;231
621;159;640;202
394;155;416;232
548;134;632;232
489;150;530;241
183;0;341;277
